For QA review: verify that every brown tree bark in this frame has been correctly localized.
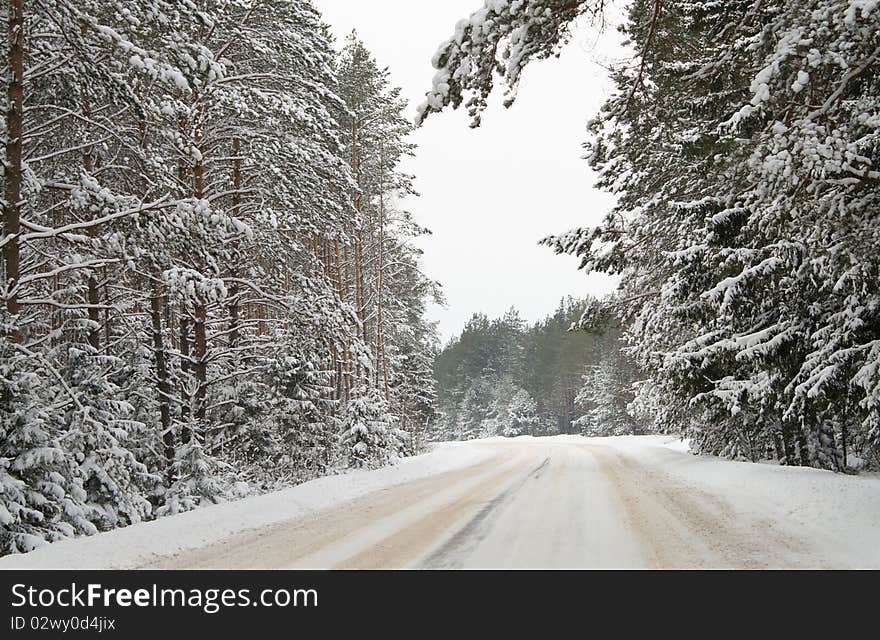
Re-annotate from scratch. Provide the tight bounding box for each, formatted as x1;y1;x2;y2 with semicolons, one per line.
376;146;390;402
194;300;207;422
150;280;174;466
350;118;371;383
103;267;110;352
192;110;207;426
334;236;351;400
77;20;103;349
228;137;242;349
3;0;24;321
177;114;189;196
81;94;103;350
355;230;365;377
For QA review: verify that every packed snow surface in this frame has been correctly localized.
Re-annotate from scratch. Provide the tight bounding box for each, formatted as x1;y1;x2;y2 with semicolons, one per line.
2;436;878;569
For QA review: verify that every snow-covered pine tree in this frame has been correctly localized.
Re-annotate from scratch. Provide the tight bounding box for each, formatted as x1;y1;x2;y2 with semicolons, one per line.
0;0;212;548
332;32;440;458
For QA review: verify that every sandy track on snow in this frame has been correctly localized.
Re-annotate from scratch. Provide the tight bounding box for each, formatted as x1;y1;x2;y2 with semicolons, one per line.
141;445;536;569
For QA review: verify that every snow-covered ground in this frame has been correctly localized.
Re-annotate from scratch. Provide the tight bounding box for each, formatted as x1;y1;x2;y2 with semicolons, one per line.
588;435;880;568
2;435;878;569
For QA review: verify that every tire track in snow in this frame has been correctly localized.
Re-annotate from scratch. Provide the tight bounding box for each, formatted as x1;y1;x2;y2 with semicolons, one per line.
416;456;551;569
333;454;547;569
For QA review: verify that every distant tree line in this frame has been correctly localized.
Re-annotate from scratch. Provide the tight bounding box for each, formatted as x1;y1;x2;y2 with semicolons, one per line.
432;298;645;440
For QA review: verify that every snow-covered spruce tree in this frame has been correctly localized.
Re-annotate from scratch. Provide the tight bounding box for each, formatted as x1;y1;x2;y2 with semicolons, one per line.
262;348;336;485
424;0;880;470
0;332;98;553
574;356;642;438
233;279;360;487
561;0;880;468
50;311;155;531
377;215;442;452
571;322;645;437
156;435;226;517
157;263;234;512
504;387;541;437
476;376;542;438
477;375;514;438
341;386;407;469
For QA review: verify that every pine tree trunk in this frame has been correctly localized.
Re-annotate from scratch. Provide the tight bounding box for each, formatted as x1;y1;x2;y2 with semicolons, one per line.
3;0;24;320
228;138;242;349
231;138;241;205
177;114;188;196
355;230;365;380
779;420;796;466
228;285;239;349
103;268;110;352
174;113;189;432
377;146;390;402
334;235;351;400
84;173;102;348
343;238;350;398
193;106;204;201
78;20;102;350
150;280;174;466
194;300;207;423
311;234;319;276
323;238;331;279
372;206;381;386
192;106;207;429
351;118;369;383
179;315;191;424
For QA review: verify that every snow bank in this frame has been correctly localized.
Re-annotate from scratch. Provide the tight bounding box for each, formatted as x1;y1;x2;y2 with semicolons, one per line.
0;443;496;570
596;435;880;567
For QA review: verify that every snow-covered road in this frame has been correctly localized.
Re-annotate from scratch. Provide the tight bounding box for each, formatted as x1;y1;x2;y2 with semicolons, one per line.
3;436;879;569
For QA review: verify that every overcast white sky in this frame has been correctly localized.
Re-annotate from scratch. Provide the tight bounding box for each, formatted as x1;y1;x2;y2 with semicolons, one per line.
313;0;629;342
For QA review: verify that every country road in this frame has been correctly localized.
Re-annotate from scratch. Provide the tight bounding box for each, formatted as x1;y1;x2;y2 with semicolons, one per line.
139;438;879;569
2;436;877;570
